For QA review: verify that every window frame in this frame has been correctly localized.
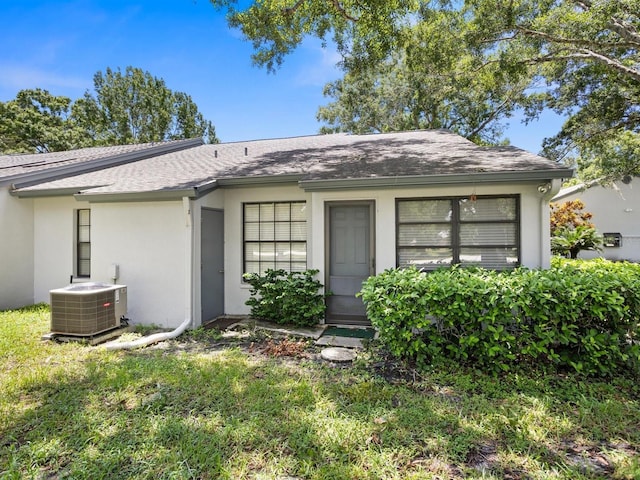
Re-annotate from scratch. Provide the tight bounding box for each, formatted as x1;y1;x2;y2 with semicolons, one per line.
396;194;520;270
76;208;91;278
242;201;307;276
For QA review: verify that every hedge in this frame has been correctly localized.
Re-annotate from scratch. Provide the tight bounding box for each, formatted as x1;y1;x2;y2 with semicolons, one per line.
359;258;640;375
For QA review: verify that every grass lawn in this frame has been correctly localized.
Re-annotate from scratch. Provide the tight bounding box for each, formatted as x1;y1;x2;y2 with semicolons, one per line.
1;305;639;479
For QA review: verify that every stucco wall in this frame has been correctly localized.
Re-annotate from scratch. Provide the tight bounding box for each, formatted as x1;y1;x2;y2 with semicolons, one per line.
33;196;91;302
311;183;549;274
221;185;312;315
555;180;640;261
0;188;35;309
31;198;189;328
215;182;550;317
91;201;189;328
21;180;553;325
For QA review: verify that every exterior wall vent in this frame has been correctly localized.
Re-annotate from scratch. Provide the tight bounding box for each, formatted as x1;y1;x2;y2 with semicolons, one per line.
50;283;127;336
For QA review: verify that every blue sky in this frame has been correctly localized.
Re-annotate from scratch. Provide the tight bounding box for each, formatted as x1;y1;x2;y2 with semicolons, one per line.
0;0;564;153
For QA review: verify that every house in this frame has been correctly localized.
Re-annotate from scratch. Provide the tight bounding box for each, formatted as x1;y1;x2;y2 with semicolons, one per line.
552;177;640;261
1;130;572;327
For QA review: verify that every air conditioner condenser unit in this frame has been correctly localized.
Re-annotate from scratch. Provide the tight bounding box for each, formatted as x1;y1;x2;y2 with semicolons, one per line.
50;283;127;336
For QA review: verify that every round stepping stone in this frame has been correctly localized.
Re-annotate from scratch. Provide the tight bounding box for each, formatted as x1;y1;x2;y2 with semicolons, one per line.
321;346;356;362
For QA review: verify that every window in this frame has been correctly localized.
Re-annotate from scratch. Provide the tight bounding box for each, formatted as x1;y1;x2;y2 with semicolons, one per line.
243;201;307;274
397;196;519;270
77;209;91;277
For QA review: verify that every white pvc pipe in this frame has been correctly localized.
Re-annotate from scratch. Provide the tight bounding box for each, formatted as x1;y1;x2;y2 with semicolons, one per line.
101;317;191;351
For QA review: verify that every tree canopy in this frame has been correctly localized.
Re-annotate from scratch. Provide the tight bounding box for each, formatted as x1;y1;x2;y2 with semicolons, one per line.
0;89;91;153
316;8;532;145
211;0;640;180
0;67;218;154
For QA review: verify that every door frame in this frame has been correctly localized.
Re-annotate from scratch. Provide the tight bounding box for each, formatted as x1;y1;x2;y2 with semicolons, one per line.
324;200;376;324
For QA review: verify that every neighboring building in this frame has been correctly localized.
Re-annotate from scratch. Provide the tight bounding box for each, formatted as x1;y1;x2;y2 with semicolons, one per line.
552;177;640;262
1;130;572;327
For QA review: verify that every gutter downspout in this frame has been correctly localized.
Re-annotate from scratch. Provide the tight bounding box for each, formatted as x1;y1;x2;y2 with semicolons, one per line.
101;197;195;351
540;179;563;268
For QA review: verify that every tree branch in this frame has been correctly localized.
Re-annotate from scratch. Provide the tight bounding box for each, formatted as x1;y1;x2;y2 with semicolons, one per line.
519;48;640;83
283;0;359;22
572;0;640;45
328;0;359;22
516;26;638;50
609;17;640;46
467;98;512;139
283;0;307;16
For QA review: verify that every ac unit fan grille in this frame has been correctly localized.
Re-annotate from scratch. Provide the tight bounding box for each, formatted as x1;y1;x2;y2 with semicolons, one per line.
50;286;126;336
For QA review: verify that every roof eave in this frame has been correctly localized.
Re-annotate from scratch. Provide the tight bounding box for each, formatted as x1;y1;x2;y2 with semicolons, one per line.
75;188;199;203
299;169;575;191
74;180;219;203
10;187;92;198
217;173;303;187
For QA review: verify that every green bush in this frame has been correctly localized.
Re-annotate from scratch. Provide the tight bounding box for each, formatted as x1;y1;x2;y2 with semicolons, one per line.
243;269;328;327
359;259;640;375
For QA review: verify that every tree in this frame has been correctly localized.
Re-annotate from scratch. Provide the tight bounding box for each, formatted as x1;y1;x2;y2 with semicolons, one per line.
210;0;639;178
550;199;603;258
73;67;219;145
317;8;531;145
0;89;91;153
0;68;219;154
209;0;417;72
551;225;603;259
550;199;594;233
468;1;640;180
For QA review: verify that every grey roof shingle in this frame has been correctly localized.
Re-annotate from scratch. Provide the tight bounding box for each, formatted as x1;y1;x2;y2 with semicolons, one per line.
10;130;573;197
0;138;202;184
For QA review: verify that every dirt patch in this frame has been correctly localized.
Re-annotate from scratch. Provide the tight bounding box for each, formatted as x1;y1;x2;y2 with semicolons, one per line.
202;316;244;331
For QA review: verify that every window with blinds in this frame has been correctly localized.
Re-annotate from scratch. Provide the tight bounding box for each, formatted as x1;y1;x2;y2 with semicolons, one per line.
77;209;91;277
397;196;519;270
243;201;307;274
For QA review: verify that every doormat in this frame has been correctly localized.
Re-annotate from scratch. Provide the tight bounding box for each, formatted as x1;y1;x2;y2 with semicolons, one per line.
322;326;376;339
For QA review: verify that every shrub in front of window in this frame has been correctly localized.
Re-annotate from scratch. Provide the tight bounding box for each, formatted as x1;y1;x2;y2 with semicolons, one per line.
243;269;328;327
359;259;640;375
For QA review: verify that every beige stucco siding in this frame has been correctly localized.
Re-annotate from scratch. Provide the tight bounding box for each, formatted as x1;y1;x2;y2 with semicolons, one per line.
0;188;35;309
91;201;188;328
555;181;640;261
33;197;90;302
18;180;554;326
31;198;189;328
220;185;313;315
214;182;551;317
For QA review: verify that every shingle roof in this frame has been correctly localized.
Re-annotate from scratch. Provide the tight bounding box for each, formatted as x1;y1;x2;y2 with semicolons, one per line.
10;130;573;197
0;138;202;185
